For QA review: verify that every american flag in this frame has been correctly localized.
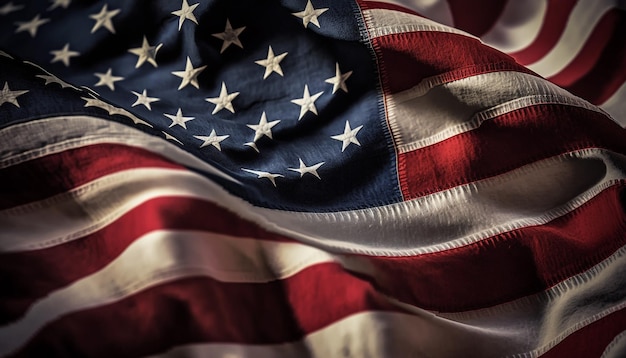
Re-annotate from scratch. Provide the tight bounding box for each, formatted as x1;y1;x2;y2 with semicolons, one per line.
0;0;625;356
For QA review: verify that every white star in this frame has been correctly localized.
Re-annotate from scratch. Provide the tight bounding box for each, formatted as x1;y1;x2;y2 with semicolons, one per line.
291;84;323;120
24;60;79;90
162;131;183;145
331;120;363;152
254;46;288;80
94;68;124;91
172;57;206;90
48;0;71;10
0;2;23;15
194;129;229;150
325;62;352;94
0;82;28;108
242;168;283;187
205;82;239;114
171;0;199;31
89;4;120;34
212;19;245;53
288;158;324;179
292;0;328;28
15;14;50;37
83;96;152;127
25;60;79;89
164;108;194;129
50;43;79;67
37;74;77;89
247;111;280;142
80;85;100;97
131;89;159;110
244;142;259;153
128;36;162;68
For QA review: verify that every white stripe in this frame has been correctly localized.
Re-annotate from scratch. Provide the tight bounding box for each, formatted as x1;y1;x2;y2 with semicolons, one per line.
384;70;600;151
0;167;215;252
600;81;626;127
601;330;626;358
362;8;475;39
527;0;617;77
1;145;623;256
0;115;238;183
480;0;547;53
0;230;335;356
265;149;624;256
404;243;626;358
361;0;454;26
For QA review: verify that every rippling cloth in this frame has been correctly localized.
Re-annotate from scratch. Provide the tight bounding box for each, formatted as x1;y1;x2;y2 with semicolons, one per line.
0;0;625;357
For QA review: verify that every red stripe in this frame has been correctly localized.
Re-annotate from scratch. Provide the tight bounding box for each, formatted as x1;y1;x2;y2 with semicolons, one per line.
352;183;626;312
11;265;398;357
372;31;532;94
0;196;295;325
555;9;626;105
541;306;626;357
447;0;506;37
398;104;626;200
508;0;578;65
0;143;184;210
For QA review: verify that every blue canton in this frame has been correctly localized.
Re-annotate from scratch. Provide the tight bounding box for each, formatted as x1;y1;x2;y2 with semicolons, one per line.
0;0;402;211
